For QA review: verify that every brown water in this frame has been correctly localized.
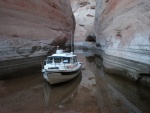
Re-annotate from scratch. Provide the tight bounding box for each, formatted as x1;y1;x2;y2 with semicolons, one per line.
0;53;150;113
86;56;150;113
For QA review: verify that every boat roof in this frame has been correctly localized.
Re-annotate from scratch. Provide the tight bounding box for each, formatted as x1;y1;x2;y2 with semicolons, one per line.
49;53;77;57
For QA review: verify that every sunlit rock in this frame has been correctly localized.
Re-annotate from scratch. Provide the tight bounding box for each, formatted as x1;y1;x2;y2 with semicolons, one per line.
95;0;150;75
70;0;96;48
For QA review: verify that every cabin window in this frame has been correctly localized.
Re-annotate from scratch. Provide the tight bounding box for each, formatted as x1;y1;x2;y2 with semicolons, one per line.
63;57;70;63
70;57;73;63
54;57;61;63
47;57;53;64
73;56;77;63
70;57;77;63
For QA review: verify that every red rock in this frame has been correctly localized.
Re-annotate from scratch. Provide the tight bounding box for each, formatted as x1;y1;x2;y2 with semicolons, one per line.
0;0;75;76
0;0;74;60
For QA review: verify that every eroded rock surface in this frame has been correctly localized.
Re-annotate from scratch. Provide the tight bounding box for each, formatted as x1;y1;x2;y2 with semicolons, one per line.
70;0;95;48
0;0;74;61
0;0;74;76
95;0;150;74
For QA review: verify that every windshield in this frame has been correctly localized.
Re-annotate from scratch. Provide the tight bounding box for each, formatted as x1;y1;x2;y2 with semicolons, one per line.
63;57;70;63
47;56;74;64
54;57;61;63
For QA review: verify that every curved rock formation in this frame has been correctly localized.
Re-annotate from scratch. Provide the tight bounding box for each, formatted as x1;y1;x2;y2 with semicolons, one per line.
70;0;95;49
0;0;74;76
94;0;150;79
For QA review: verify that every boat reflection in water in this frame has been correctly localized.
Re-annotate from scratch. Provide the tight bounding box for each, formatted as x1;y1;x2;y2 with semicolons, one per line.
43;72;82;107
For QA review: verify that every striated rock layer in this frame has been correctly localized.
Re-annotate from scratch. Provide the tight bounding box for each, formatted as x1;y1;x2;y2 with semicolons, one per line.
0;0;74;76
70;0;96;49
94;0;150;78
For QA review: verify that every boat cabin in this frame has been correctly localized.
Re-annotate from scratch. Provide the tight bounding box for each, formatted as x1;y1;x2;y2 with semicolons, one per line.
44;50;77;64
46;55;77;64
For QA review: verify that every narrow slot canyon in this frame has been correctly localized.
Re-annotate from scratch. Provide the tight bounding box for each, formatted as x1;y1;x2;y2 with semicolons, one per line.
0;0;150;113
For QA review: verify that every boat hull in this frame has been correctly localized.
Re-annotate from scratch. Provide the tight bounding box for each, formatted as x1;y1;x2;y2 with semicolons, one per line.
43;66;82;84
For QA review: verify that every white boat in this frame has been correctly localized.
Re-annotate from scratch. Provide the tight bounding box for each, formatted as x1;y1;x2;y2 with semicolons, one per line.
42;47;82;84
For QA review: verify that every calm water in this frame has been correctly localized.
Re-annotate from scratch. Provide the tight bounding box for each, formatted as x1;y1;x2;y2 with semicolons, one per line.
86;56;150;113
0;53;150;113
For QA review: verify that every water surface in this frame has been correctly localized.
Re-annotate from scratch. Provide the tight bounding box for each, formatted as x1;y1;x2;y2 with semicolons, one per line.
0;53;150;113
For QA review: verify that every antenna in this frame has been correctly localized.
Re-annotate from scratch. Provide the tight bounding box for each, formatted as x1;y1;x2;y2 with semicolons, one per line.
71;31;74;54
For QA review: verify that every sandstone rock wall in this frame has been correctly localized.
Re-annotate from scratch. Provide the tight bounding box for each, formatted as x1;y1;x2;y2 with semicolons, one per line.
70;0;95;48
95;0;150;66
0;0;74;76
0;0;74;61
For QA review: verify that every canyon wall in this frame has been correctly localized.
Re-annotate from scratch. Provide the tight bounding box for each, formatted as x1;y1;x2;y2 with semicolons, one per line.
70;0;96;49
95;0;150;78
0;0;74;76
